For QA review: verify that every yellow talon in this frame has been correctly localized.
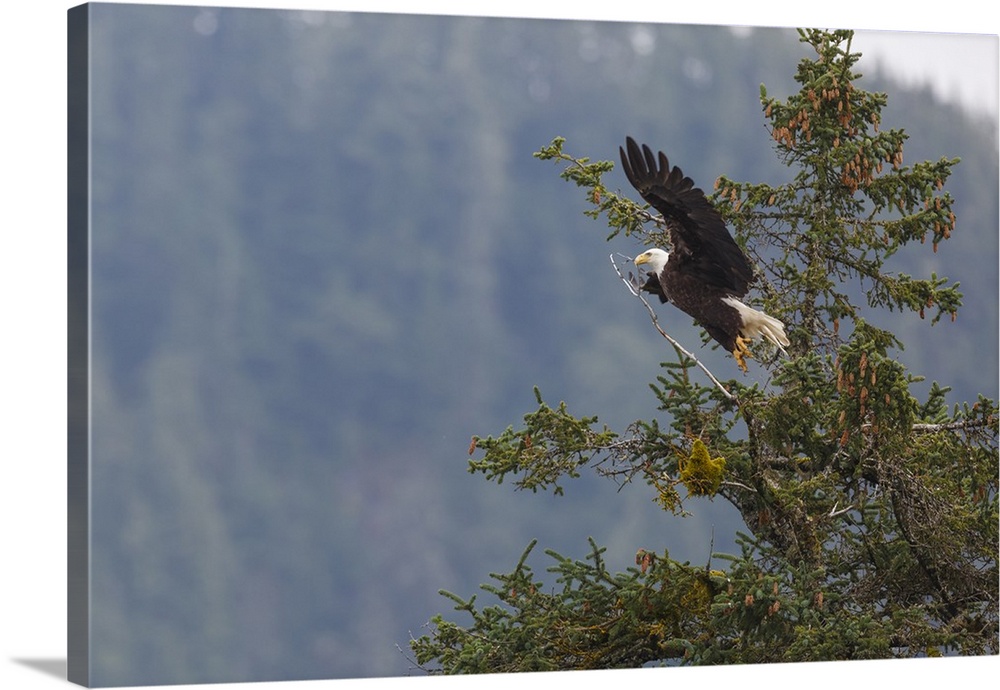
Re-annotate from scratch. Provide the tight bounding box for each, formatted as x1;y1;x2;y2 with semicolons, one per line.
733;334;753;373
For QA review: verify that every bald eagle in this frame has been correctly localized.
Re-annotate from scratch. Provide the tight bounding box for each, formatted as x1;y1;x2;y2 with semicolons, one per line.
619;136;789;371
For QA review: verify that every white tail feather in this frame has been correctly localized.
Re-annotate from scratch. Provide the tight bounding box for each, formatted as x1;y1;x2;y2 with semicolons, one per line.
722;297;790;354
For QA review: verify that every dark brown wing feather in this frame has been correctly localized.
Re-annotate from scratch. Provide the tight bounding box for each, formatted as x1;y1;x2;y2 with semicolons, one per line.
639;271;668;303
619;136;752;296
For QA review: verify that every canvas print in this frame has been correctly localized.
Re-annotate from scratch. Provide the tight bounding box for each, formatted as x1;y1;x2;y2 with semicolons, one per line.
67;3;998;687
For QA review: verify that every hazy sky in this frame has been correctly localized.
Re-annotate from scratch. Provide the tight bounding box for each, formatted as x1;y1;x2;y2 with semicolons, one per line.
853;29;998;119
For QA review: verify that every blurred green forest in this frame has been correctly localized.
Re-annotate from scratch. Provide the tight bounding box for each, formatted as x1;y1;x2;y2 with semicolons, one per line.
81;4;997;686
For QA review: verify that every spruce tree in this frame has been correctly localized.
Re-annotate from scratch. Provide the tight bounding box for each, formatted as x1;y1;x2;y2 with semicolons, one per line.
410;29;998;671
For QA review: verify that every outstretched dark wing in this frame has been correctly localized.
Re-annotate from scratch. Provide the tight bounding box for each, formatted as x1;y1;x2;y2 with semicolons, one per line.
619;136;752;296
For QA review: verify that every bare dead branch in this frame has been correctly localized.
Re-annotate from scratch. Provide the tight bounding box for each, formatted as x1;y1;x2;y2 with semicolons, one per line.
911;418;995;434
609;253;736;402
828;501;856;519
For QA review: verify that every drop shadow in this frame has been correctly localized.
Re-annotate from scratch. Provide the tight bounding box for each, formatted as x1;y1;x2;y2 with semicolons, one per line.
12;658;68;681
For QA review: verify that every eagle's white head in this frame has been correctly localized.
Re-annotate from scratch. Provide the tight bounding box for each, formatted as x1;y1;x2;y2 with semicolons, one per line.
634;248;670;273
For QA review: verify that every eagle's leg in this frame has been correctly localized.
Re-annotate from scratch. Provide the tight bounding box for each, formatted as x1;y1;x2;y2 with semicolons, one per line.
733;334;753;373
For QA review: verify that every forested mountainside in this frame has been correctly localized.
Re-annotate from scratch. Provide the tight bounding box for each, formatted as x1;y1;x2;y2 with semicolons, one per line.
82;5;997;684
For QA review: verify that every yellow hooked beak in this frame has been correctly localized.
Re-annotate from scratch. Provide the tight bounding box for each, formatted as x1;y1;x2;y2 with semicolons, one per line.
634;252;650;266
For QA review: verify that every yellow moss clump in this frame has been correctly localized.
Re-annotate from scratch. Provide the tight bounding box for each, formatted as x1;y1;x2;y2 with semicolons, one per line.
681;577;713;611
678;439;726;496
